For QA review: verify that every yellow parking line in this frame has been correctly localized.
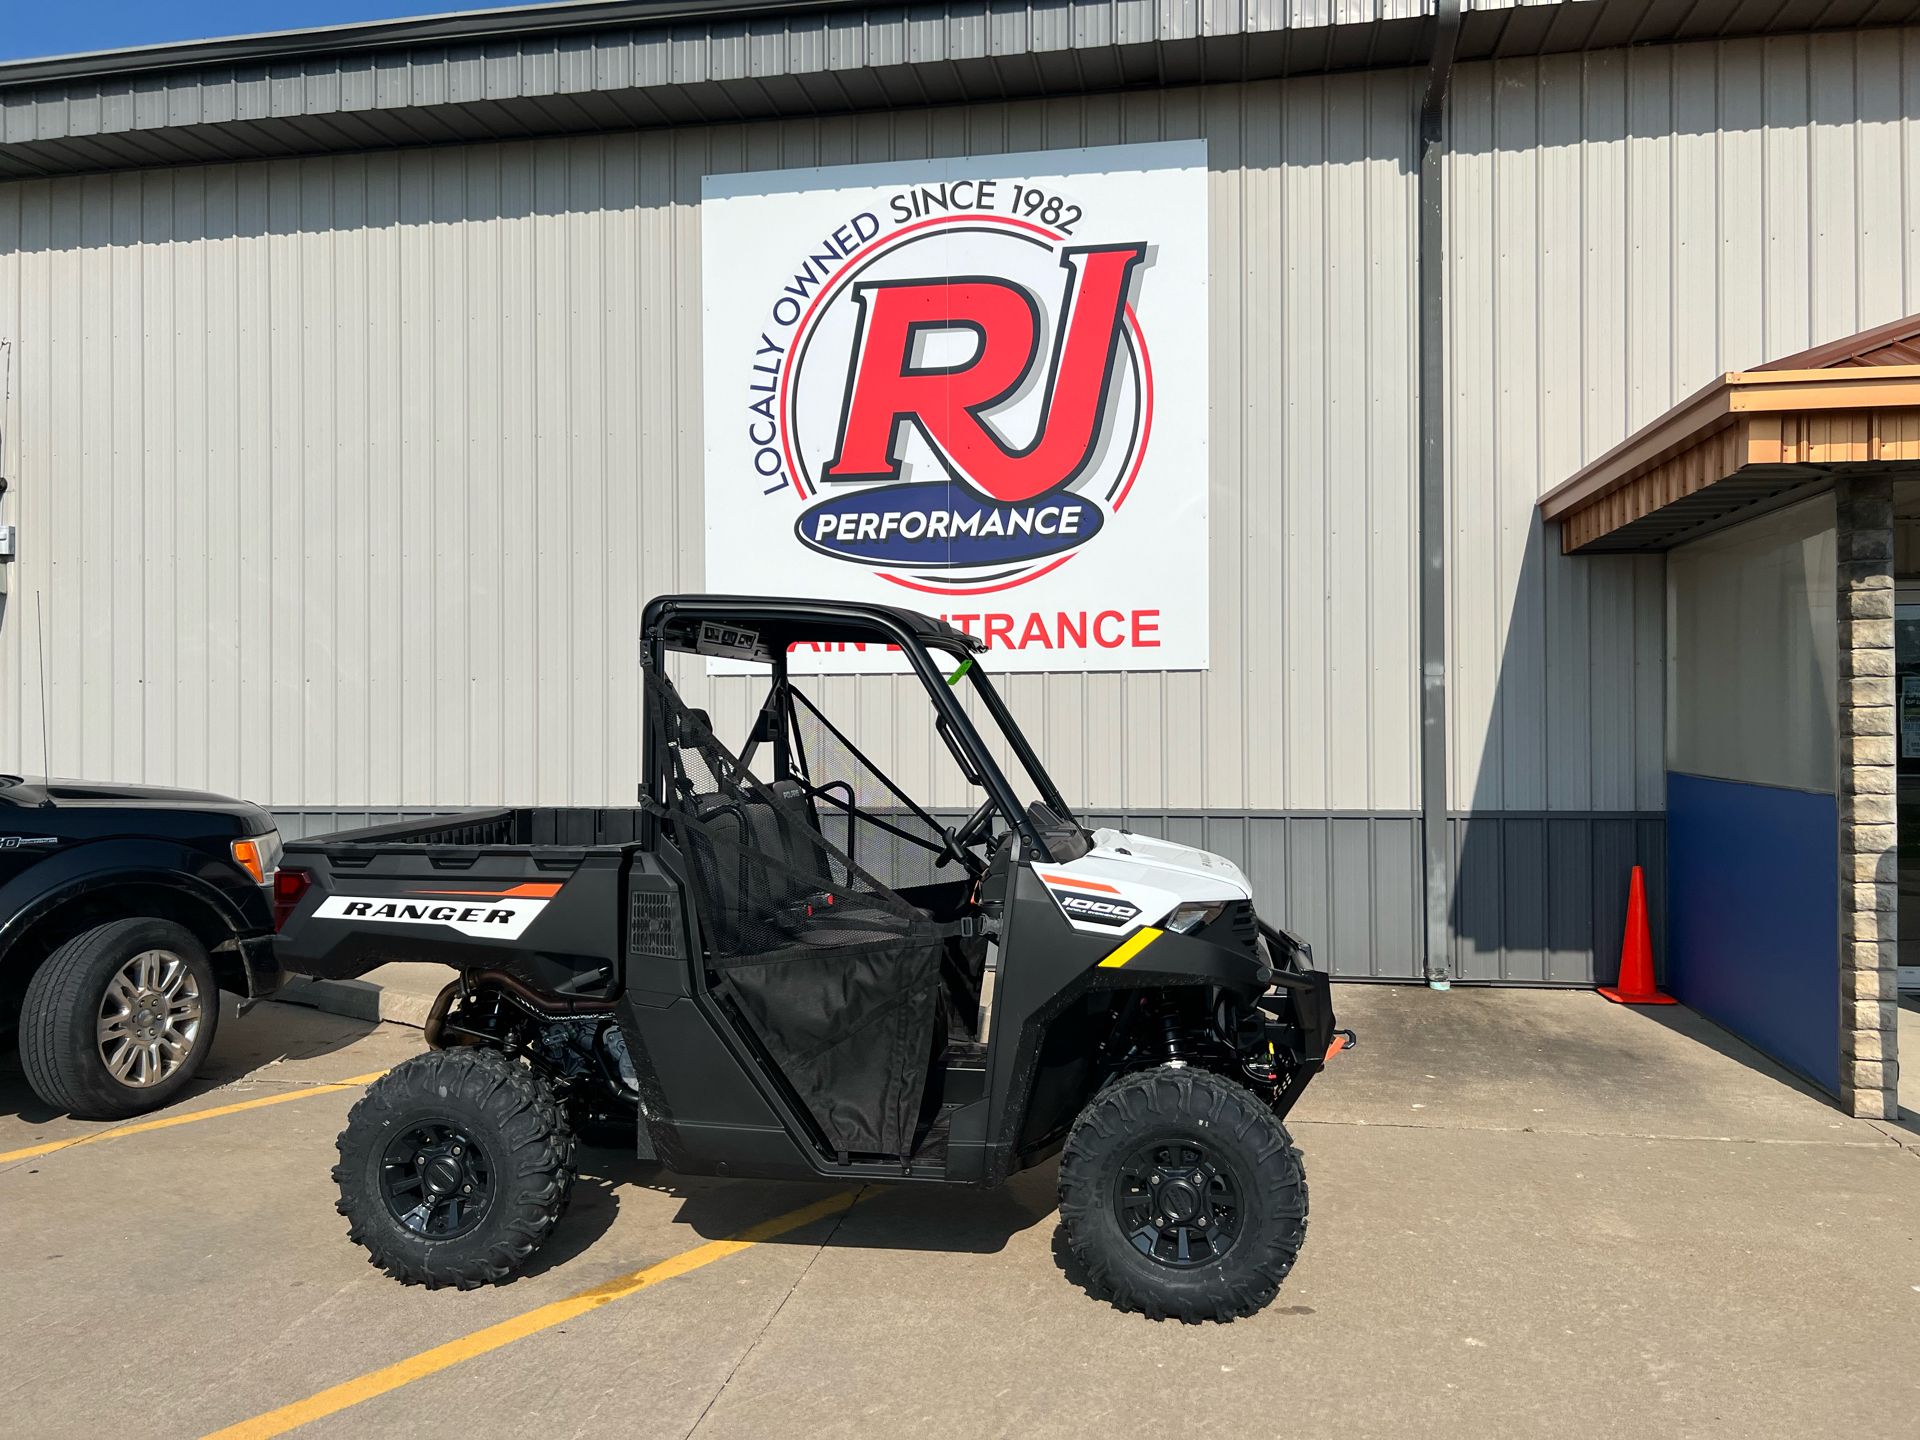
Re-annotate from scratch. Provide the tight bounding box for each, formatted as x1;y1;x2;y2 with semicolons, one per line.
203;1188;861;1440
0;1072;390;1166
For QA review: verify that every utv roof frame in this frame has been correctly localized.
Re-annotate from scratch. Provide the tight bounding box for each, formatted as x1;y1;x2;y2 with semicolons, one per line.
639;593;1057;860
641;593;985;657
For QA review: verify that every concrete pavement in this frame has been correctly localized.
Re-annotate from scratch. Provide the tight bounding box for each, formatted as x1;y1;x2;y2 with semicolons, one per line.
3;985;1916;1439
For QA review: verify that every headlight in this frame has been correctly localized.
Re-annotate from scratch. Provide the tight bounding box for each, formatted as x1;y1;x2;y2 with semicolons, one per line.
231;830;283;885
1164;901;1225;934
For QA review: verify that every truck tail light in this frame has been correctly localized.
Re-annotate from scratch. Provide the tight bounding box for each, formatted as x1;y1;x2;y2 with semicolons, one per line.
273;868;312;931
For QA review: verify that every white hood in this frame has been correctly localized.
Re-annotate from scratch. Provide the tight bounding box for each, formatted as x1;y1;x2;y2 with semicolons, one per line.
1033;828;1250;936
1081;828;1252;902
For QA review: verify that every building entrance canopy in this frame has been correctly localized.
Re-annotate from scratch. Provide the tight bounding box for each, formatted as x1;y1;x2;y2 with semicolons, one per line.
1540;314;1920;554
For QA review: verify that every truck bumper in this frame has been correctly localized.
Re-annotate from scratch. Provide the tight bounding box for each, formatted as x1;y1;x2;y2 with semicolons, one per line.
236;932;286;1000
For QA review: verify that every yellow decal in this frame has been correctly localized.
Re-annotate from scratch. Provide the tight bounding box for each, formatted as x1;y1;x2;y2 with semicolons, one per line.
1098;925;1163;969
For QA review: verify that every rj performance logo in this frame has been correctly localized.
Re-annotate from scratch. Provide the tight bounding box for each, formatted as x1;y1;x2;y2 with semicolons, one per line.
748;200;1155;595
313;894;552;941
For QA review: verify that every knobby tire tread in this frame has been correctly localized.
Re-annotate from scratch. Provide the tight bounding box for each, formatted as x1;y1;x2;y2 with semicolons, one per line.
1058;1065;1308;1323
333;1047;577;1290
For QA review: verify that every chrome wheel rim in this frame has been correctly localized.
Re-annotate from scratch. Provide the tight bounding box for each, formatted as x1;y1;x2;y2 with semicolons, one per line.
97;949;203;1088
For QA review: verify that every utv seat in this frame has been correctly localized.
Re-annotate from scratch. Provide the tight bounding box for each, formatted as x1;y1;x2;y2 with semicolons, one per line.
687;782;917;956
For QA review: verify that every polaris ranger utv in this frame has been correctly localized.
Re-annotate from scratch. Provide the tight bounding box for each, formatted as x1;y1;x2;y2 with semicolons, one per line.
275;595;1347;1320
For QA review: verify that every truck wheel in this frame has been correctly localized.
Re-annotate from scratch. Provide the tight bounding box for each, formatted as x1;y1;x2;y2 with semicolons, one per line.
19;918;221;1119
1058;1065;1308;1322
333;1048;576;1289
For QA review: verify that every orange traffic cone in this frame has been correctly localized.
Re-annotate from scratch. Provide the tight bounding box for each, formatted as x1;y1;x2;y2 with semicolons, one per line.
1598;864;1674;1004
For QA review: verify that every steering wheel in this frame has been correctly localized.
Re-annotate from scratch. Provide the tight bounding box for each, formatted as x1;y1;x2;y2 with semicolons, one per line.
936;796;997;873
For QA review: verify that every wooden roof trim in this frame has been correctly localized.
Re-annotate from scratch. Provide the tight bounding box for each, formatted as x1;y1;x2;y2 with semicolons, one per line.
1537;366;1920;523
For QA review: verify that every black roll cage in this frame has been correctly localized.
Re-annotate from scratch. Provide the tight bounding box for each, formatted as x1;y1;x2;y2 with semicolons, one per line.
638;595;1074;863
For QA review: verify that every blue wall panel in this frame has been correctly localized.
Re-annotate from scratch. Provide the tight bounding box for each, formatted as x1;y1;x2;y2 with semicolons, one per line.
1666;772;1838;1093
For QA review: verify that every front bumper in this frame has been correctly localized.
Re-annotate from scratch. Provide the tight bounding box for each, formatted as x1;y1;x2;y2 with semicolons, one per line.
1257;921;1334;1049
1253;920;1347;1117
1260;966;1335;1067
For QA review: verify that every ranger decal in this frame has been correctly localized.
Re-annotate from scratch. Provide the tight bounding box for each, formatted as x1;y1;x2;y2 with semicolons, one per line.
312;894;551;941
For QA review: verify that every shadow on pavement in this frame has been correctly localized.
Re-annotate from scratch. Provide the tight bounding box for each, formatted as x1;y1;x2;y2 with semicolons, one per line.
0;995;383;1124
1609;998;1838;1106
517;1158;627;1281
577;1147;1060;1257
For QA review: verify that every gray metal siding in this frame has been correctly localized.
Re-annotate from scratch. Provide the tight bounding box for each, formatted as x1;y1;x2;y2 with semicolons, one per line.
5;32;1908;984
1448;812;1664;984
0;76;1421;819
1442;29;1920;815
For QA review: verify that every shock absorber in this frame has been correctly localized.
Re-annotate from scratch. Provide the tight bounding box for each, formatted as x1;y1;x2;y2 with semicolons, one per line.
1157;1001;1213;1064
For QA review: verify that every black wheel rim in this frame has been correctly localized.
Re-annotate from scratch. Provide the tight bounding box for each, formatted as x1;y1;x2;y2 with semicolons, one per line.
379;1121;495;1239
1113;1137;1244;1269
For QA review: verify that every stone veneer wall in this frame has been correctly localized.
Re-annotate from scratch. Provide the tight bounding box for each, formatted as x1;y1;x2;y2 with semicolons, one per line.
1836;475;1900;1120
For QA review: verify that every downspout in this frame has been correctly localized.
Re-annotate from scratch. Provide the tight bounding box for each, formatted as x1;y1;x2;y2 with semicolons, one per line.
1417;0;1461;989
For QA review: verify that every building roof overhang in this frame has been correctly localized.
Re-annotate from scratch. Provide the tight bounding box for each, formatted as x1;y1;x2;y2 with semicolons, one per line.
2;0;1915;179
1541;342;1920;554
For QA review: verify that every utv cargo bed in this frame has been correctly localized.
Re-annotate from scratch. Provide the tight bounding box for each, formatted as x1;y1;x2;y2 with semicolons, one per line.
276;807;663;994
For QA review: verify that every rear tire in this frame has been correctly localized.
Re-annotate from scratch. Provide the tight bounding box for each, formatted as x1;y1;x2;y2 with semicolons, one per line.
19;918;221;1119
334;1048;576;1289
1058;1065;1308;1322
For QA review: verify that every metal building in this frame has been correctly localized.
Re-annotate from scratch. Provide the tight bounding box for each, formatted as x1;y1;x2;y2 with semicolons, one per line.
0;0;1915;1108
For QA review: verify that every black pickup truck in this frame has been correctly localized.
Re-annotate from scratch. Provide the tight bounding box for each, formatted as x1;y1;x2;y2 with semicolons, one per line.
1;775;286;1117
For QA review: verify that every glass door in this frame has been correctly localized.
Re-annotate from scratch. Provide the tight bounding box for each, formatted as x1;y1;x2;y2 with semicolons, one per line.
1897;591;1920;991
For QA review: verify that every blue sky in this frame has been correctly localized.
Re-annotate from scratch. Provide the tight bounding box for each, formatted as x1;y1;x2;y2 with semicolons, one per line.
1;2;532;63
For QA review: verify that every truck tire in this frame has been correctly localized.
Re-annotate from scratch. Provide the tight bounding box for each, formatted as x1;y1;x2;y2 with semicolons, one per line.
333;1047;576;1290
1058;1065;1308;1322
19;918;222;1119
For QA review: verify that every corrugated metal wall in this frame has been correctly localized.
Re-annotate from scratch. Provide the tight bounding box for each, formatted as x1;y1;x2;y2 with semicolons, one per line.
0;73;1421;820
9;30;1920;981
1444;28;1920;815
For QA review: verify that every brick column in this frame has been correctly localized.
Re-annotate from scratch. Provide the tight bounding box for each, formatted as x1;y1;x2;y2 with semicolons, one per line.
1836;474;1899;1120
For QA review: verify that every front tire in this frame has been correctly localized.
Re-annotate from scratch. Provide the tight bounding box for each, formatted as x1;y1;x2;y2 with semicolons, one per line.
19;918;221;1119
1059;1066;1308;1322
334;1048;576;1289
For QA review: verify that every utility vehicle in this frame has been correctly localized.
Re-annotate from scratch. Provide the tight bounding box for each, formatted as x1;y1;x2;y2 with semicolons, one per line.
274;595;1347;1321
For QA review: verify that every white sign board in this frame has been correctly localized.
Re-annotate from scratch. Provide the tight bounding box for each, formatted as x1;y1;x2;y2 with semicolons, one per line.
701;142;1210;672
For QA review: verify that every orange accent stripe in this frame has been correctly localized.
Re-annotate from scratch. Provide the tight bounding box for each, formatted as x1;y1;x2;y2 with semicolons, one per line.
414;882;562;898
1039;872;1121;894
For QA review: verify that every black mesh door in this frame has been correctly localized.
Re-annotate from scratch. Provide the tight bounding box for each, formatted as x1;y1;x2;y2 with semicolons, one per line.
648;670;943;1158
